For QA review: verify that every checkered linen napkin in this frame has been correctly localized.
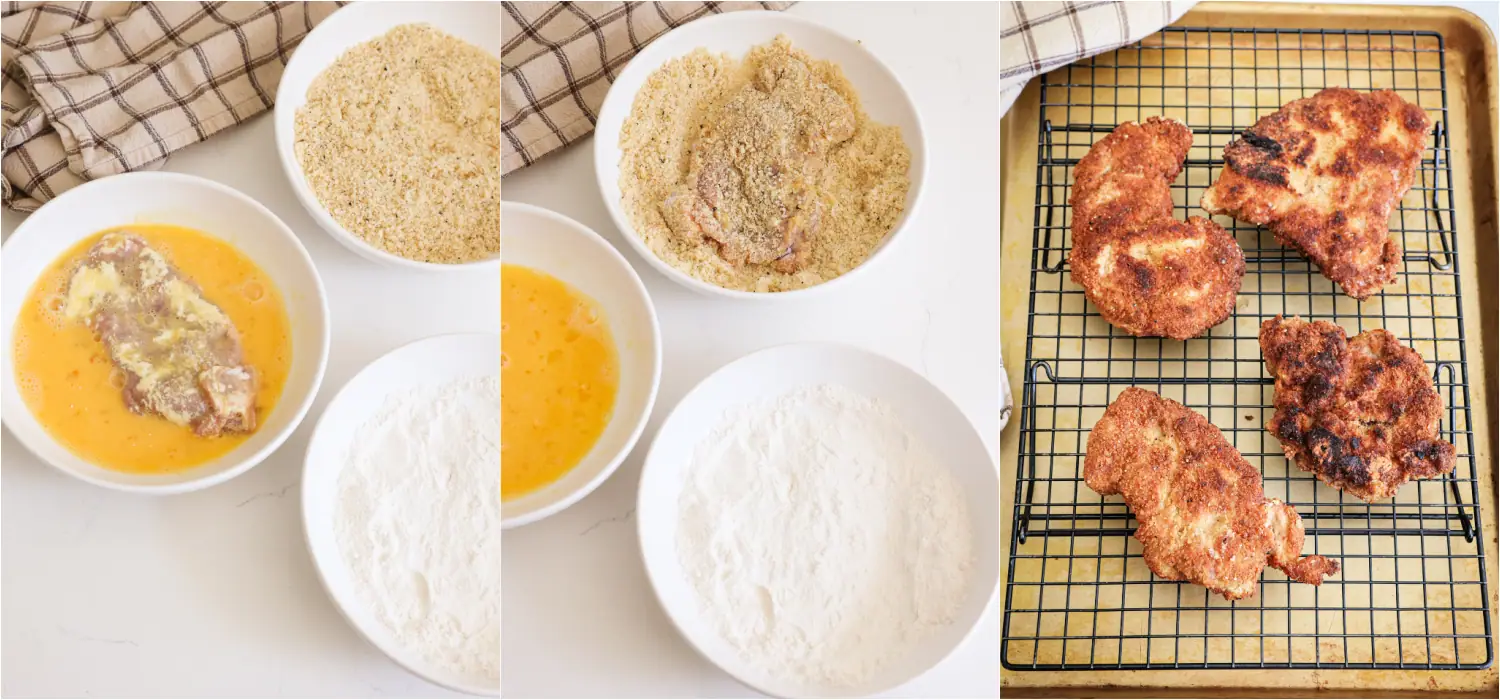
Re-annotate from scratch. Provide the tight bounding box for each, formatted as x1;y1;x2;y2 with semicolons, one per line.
1;1;342;212
501;1;792;174
1000;1;1194;116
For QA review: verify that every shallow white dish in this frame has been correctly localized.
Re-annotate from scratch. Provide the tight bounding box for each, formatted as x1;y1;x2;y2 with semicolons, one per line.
593;11;927;300
0;172;330;494
302;332;499;697
273;0;500;271
636;343;1000;698
500;201;662;528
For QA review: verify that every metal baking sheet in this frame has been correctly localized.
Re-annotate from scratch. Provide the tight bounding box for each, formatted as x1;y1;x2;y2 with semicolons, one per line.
999;1;1497;695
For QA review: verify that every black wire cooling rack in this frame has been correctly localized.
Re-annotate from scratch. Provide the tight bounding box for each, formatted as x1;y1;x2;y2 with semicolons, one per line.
1002;27;1491;671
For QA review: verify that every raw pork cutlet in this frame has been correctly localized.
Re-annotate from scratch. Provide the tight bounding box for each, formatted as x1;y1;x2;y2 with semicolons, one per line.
63;232;257;436
661;51;855;274
1200;88;1431;300
1069;117;1245;340
1260;315;1454;502
1084;387;1339;600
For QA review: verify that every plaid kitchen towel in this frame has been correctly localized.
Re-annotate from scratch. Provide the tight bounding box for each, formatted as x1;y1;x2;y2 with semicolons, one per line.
1;1;342;211
502;1;792;174
1000;1;1194;116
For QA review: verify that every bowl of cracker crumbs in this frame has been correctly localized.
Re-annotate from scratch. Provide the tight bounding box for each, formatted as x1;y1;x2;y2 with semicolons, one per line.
594;12;926;299
274;1;500;271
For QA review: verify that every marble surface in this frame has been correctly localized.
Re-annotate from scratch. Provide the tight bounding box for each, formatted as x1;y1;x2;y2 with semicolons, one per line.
1;113;497;697
7;0;1480;696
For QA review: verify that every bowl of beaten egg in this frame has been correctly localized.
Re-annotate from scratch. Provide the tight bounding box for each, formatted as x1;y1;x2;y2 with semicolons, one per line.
0;172;330;494
501;202;662;528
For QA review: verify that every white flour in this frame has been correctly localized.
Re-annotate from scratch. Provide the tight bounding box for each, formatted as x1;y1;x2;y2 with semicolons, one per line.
676;383;974;690
334;376;500;687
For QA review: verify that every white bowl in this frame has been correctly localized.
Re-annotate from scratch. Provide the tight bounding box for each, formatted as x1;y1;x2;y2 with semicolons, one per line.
593;11;927;300
273;0;500;271
637;342;999;698
302;332;499;696
0;172;331;494
500;202;662;528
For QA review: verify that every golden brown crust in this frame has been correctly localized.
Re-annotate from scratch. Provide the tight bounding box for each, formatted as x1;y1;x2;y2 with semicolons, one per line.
1200;88;1431;300
1260;316;1456;501
1084;387;1339;600
1070;118;1245;339
1070;217;1246;340
1072;118;1190;237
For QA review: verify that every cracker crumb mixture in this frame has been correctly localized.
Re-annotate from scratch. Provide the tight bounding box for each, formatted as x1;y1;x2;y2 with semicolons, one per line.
295;24;500;264
620;37;910;292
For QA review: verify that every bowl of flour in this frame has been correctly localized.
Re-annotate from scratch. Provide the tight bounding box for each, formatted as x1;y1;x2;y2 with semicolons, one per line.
302;333;500;696
637;342;1000;698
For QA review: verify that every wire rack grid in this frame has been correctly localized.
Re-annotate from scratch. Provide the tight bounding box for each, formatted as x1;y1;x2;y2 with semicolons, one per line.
1002;26;1490;671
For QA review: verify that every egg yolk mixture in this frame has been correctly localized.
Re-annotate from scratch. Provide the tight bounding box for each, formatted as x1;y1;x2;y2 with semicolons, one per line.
501;264;619;500
13;225;292;473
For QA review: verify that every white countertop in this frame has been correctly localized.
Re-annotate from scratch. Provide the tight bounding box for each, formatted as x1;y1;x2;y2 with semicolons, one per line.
0;114;499;697
499;2;1000;698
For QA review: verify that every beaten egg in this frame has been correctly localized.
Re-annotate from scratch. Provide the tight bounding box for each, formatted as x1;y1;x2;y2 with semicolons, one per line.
12;225;292;473
501;264;619;500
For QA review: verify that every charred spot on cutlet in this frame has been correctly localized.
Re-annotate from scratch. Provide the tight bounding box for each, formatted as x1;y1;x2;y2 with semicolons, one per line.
1303;426;1372;488
1313;343;1341;370
1350;359;1388;395
1131;260;1155;291
1227;136;1290;186
1274;406;1304;443
1304;373;1333;401
1240;130;1283;155
1406;439;1452;464
1327;152;1357;177
1402;105;1429;133
1292;140;1316;167
1247;164;1289;187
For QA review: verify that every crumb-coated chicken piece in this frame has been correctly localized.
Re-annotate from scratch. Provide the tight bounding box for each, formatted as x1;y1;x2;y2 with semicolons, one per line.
662;52;854;273
1260;315;1454;501
1085;387;1339;600
1070;118;1245;339
1201;88;1430;300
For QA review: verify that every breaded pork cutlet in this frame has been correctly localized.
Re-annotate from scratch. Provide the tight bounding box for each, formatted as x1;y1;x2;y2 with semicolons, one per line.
1070;118;1245;340
1084;388;1339;600
1201;88;1431;299
1260;316;1455;502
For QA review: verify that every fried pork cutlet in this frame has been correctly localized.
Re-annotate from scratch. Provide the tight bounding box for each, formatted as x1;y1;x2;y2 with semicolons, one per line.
63;232;257;437
1201;88;1431;300
1070;118;1245;340
1260;316;1455;501
1084;387;1339;600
